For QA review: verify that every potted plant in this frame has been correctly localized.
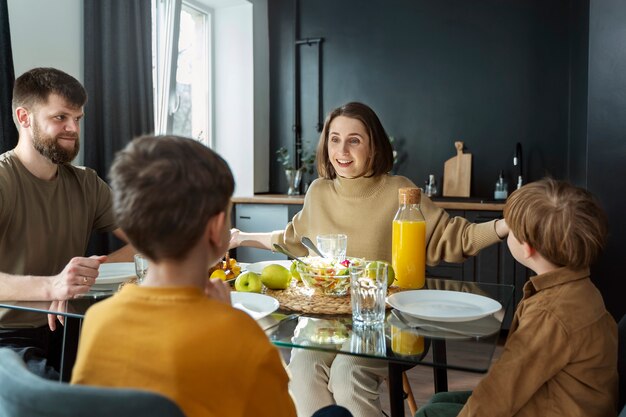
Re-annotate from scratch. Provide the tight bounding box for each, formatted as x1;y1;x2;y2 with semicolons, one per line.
276;146;316;195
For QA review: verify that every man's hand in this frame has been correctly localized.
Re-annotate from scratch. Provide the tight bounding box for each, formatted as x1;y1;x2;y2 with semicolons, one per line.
50;255;107;300
47;300;66;331
205;278;231;304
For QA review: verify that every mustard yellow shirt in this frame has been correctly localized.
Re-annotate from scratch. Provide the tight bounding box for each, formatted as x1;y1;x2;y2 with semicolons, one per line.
72;285;297;417
460;267;618;417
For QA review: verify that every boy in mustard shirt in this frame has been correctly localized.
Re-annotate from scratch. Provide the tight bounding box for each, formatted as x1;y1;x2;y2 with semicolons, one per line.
70;136;298;417
417;178;618;417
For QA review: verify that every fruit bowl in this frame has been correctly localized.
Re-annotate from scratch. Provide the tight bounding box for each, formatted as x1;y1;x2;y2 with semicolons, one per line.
296;257;364;296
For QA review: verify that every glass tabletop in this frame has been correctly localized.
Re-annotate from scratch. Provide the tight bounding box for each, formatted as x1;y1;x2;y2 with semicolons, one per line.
262;278;514;373
0;278;514;373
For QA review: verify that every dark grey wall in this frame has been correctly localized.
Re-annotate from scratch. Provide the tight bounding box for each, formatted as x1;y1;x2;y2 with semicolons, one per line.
586;0;626;321
269;0;572;197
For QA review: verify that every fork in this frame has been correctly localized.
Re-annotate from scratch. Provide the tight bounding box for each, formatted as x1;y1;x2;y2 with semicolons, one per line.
391;310;484;338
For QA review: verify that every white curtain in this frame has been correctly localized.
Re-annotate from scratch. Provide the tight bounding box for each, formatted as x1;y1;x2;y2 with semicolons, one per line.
153;0;181;134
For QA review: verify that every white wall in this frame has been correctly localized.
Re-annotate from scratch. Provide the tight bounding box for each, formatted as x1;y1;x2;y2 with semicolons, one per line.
7;0;83;82
213;2;257;196
7;0;84;163
7;0;268;191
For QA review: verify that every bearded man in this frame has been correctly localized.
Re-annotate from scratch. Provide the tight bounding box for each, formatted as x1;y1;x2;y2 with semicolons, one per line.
0;67;133;378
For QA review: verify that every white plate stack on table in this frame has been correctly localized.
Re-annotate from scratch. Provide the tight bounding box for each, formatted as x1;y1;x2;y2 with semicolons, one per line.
92;262;136;291
386;290;502;322
386;290;503;340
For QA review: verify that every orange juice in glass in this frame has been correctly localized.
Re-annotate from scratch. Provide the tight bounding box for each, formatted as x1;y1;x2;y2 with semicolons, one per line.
392;188;426;289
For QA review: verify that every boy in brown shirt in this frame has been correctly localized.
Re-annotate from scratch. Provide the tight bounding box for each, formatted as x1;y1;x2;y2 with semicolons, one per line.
417;178;618;417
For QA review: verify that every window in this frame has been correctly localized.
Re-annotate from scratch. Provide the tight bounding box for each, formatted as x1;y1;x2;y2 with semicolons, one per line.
153;0;212;147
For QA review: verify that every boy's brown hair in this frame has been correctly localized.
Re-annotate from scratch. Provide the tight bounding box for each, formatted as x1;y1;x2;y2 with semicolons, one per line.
12;67;87;126
503;178;608;269
109;135;234;261
316;102;394;179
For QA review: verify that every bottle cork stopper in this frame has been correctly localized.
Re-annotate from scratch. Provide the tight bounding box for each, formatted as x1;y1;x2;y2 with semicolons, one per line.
398;187;421;205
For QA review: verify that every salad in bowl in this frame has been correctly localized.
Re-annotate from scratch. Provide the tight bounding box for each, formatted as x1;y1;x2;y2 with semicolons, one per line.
296;256;364;296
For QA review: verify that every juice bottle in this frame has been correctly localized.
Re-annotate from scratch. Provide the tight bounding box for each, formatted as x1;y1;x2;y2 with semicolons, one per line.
392;187;426;288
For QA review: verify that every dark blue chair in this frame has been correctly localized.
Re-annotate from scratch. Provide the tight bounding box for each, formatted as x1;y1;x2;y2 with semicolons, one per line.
618;314;626;415
0;348;186;417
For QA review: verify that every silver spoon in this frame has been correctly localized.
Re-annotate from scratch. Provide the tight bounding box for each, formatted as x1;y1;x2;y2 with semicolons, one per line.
300;236;326;258
273;243;309;265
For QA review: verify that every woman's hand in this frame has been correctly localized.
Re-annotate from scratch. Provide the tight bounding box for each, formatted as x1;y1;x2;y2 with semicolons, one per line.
229;228;241;249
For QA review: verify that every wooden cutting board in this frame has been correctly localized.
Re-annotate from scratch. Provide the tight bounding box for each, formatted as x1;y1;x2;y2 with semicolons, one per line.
443;141;472;197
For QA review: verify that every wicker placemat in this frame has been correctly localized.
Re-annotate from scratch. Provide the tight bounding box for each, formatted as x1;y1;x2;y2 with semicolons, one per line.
264;283;408;314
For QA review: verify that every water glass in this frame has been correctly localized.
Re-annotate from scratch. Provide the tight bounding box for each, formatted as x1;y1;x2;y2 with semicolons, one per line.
316;233;348;260
349;262;388;325
134;254;149;283
350;323;386;355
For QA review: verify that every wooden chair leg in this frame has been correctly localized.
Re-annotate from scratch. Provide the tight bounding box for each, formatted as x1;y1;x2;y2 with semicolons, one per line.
402;371;418;415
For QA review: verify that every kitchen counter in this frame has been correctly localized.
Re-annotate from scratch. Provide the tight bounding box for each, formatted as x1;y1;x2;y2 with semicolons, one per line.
232;194;505;211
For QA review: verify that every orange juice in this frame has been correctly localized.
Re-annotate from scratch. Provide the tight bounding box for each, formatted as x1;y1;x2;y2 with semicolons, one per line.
391;324;425;356
392;219;426;288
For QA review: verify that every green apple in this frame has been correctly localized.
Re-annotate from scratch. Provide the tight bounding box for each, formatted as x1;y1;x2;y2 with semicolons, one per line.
234;271;262;293
367;261;396;287
260;264;292;290
290;261;301;282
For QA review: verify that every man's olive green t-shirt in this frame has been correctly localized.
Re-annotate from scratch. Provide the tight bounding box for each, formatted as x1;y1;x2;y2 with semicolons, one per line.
0;150;116;327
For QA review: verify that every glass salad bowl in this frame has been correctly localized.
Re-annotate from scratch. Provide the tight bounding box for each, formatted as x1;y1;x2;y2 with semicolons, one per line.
295;256;364;296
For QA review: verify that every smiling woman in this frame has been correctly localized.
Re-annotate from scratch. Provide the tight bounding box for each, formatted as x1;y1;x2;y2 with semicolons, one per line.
231;101;507;417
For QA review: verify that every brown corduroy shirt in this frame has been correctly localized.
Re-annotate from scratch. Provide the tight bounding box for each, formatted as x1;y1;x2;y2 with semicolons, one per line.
460;267;618;417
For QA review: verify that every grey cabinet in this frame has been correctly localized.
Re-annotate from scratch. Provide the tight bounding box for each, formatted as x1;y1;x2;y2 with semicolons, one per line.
234;204;303;263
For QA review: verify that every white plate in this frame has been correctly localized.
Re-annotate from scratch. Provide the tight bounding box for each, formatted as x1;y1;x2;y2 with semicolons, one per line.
387;310;501;340
231;292;279;320
386;290;502;322
94;262;136;287
246;260;293;274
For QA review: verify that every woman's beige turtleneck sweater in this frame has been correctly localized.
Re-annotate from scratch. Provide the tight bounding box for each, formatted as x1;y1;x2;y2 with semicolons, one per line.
271;174;501;264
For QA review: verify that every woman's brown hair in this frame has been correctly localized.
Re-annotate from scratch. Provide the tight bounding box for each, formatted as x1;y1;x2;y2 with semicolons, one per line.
316;102;394;179
503;178;608;269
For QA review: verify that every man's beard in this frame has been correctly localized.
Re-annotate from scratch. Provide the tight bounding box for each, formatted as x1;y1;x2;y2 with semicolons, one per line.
31;121;80;164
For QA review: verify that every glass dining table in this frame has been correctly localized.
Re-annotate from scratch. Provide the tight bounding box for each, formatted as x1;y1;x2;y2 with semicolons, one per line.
0;277;514;417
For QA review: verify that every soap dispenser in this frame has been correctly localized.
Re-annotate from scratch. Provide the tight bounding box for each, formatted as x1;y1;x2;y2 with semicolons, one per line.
494;171;508;200
424;174;438;197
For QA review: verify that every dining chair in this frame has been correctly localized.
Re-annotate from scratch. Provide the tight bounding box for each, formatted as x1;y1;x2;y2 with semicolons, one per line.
0;348;186;417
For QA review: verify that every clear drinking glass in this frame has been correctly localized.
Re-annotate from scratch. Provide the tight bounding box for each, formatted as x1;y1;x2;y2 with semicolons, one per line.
349;262;388;325
350;323;386;355
134;254;149;283
316;233;348;260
